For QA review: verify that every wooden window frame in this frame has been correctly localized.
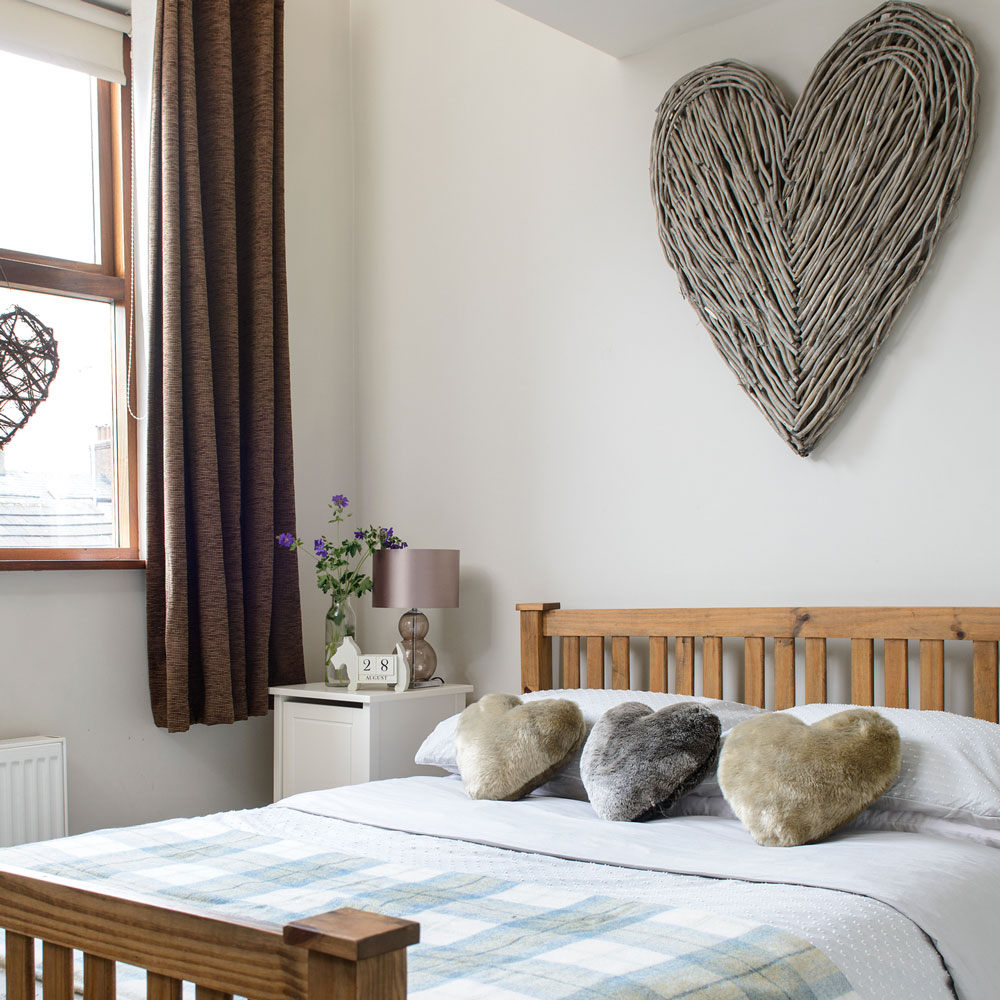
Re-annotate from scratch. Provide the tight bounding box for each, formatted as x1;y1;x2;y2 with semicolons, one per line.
0;39;141;571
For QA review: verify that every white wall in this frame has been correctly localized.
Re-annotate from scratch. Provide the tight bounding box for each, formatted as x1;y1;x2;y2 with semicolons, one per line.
284;0;358;674
0;0;355;833
353;0;1000;701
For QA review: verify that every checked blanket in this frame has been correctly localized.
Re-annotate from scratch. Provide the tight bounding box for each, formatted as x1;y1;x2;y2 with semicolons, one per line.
0;813;860;999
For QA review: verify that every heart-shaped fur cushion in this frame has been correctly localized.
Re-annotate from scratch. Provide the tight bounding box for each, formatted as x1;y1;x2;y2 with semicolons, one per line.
456;693;586;801
719;709;901;846
581;702;721;822
650;3;977;456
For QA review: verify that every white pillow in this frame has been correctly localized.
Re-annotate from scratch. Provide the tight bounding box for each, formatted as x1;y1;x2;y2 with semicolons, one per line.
846;808;1000;846
776;704;1000;831
665;794;1000;849
415;688;766;801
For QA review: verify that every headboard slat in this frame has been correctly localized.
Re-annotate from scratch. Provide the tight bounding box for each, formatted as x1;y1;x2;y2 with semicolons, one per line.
774;637;796;710
744;638;765;708
703;637;723;699
973;641;999;722
611;637;630;690
919;640;945;710
805;638;827;704
851;639;875;705
649;637;668;693
586;637;605;690
562;636;580;689
676;638;695;695
884;639;909;708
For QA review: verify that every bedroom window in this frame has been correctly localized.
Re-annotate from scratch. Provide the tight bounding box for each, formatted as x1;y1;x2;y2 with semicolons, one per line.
0;44;138;569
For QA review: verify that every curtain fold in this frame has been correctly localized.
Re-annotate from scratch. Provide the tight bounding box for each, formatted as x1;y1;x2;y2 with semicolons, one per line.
147;0;305;733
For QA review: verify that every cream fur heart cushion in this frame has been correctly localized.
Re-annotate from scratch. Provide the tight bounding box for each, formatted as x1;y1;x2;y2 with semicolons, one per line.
719;708;901;847
456;693;586;801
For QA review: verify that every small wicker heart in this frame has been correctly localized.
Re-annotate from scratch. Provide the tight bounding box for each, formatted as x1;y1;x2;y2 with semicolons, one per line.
0;306;59;448
650;2;977;456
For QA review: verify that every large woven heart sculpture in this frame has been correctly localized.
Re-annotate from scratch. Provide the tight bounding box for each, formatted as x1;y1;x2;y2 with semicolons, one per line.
650;2;977;456
0;306;60;448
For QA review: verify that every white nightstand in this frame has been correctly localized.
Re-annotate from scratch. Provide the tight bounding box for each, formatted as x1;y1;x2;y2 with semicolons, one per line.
269;682;473;801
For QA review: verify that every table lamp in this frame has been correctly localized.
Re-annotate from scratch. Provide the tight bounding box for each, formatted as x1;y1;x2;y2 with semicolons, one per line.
372;548;460;684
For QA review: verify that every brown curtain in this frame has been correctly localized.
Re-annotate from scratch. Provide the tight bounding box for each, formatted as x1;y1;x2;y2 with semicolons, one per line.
146;0;305;732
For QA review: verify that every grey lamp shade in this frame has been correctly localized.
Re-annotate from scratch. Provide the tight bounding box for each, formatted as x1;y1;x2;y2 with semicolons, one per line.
372;549;460;609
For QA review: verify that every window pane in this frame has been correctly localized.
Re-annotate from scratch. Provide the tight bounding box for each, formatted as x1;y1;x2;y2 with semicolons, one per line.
0;289;117;547
0;51;100;264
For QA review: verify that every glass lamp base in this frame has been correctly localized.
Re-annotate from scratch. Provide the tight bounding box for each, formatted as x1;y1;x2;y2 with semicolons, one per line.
398;609;437;684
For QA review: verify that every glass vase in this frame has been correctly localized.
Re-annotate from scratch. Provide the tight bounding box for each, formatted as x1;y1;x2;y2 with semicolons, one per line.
324;595;357;687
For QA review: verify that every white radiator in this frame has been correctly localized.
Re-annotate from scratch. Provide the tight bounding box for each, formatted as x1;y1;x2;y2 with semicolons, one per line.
0;736;68;847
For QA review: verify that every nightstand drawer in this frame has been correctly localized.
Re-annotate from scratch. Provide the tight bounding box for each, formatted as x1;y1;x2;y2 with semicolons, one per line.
281;700;370;795
270;682;473;800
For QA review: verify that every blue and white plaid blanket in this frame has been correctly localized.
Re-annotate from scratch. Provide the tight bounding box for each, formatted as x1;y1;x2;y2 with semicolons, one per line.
0;814;859;999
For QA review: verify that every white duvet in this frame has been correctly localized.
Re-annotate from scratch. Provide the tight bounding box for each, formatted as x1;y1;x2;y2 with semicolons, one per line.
275;774;1000;1000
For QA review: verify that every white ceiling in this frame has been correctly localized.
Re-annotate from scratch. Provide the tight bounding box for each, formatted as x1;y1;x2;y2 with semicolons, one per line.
495;0;777;57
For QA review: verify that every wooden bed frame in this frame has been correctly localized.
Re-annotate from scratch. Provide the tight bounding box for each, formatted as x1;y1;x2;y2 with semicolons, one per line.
3;605;999;1000
0;866;418;1000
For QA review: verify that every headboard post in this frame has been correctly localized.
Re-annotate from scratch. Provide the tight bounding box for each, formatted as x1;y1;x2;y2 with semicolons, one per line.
516;603;559;693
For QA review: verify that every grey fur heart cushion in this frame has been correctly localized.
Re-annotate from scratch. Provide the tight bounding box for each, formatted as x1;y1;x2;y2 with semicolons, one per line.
719;709;901;847
456;693;586;801
581;702;722;822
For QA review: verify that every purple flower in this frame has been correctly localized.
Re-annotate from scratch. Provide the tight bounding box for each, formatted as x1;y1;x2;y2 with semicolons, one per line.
276;532;295;548
383;528;407;550
331;494;349;509
354;530;365;539
314;539;329;557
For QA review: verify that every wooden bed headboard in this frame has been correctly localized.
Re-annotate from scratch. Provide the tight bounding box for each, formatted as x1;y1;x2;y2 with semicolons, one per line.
517;604;1000;723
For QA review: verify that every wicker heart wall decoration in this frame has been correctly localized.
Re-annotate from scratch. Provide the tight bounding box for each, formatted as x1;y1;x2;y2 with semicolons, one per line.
0;306;60;448
650;2;977;456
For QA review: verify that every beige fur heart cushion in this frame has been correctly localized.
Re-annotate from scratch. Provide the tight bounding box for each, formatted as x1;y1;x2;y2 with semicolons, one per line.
455;693;586;801
719;708;901;847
